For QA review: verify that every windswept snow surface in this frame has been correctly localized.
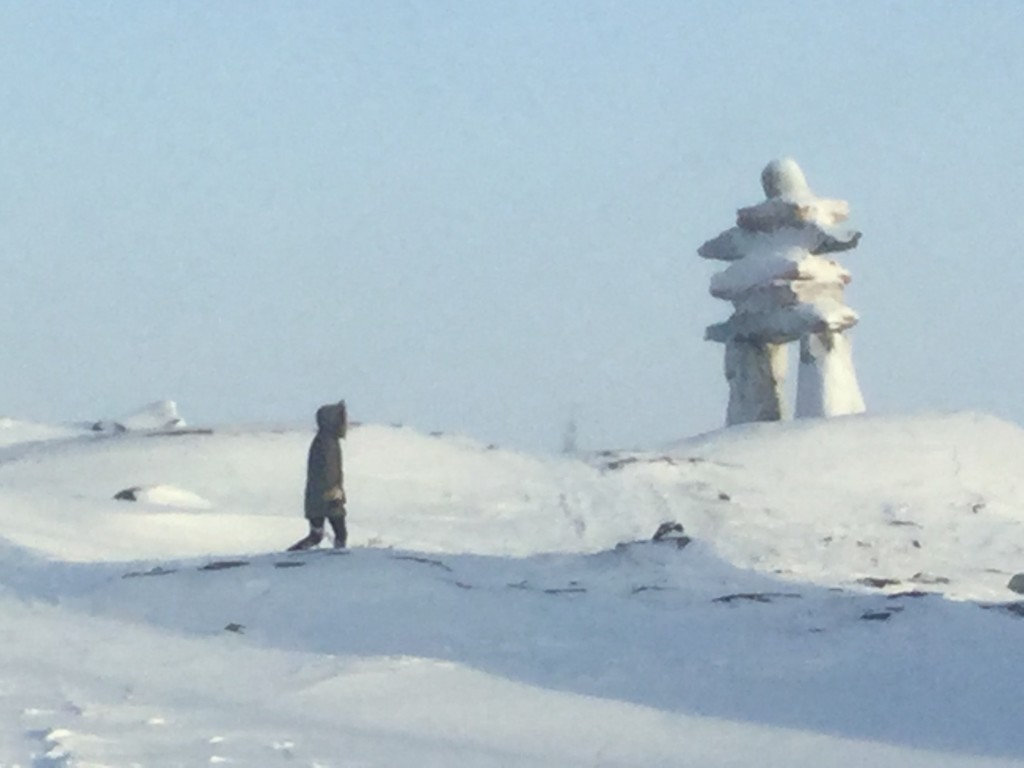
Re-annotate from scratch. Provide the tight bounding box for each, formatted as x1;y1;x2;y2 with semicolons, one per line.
1;411;1023;766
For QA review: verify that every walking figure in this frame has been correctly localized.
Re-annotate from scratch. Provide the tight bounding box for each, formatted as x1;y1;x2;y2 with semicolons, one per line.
289;400;348;550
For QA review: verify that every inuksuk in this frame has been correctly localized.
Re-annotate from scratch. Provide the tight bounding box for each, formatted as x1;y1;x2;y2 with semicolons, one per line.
699;158;866;426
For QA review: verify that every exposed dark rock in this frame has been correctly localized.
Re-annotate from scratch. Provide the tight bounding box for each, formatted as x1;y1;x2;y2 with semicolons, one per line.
910;572;950;585
652;521;684;540
856;577;901;589
92;420;127;433
113;487;141;501
861;611;893;621
199;560;249;571
123;566;177;578
601;454;703;471
980;602;1024;618
631;585;672;594
144;428;214;437
651;521;692;549
1008;573;1024;595
713;592;801;604
224;623;245;633
605;456;639;470
505;580;585;595
392;555;453;572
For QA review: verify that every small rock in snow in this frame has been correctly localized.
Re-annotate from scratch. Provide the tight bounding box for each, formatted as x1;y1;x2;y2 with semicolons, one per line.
910;572;951;585
860;611;893;622
1008;573;1024;594
713;592;801;604
652;521;691;549
91;419;128;433
856;577;901;589
112;484;211;509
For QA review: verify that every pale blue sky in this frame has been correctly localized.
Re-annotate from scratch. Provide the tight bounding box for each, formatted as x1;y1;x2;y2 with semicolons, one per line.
2;2;1023;451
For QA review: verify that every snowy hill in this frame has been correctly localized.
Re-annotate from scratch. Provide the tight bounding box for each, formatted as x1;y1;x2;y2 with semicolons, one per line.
1;410;1023;767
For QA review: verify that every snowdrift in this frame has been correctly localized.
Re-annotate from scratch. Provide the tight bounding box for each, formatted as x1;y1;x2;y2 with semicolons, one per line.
0;410;1022;766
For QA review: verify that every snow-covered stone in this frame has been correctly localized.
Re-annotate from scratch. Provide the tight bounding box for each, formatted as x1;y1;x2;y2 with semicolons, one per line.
760;156;810;199
724;340;786;423
93;400;186;433
736;197;850;232
709;251;851;301
795;333;866;418
119;400;186;430
699;222;860;261
706;300;859;345
113;484;212;509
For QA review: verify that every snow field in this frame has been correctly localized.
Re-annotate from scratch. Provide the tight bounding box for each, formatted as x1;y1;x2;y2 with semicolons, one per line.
0;410;1023;766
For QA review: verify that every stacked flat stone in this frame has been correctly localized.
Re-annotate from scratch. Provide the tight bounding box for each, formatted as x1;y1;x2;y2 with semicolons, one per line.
699;158;866;425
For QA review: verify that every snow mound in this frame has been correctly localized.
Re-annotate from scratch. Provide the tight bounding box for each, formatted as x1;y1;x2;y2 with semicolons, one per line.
0;417;84;448
639;411;1024;601
93;400;186;432
114;484;212;509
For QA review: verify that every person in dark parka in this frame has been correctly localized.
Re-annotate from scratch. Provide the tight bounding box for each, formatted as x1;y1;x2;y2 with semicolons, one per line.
289;400;348;550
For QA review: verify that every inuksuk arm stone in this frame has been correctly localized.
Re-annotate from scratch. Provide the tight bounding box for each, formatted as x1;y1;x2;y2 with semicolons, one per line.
813;223;861;254
698;227;759;262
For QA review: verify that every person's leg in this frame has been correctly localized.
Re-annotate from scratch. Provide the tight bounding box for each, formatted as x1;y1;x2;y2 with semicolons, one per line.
327;512;347;549
288;517;325;551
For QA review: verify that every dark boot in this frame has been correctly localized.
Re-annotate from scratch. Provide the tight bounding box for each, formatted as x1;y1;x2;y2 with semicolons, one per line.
328;514;347;549
288;524;325;551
